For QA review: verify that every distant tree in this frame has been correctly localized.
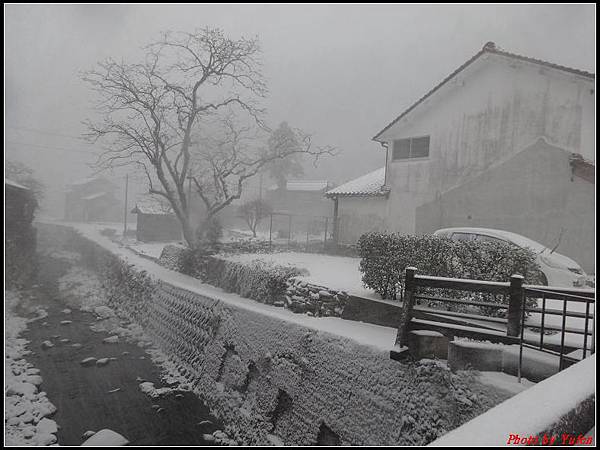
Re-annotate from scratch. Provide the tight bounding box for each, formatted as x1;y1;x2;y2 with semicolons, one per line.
84;28;334;249
238;198;272;237
266;122;304;189
6;159;44;204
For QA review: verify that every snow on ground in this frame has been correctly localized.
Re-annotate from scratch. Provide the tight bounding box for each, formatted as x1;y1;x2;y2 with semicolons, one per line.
222;251;378;299
430;355;595;446
5;290;59;446
476;371;535;395
53;221;398;352
125;240;184;260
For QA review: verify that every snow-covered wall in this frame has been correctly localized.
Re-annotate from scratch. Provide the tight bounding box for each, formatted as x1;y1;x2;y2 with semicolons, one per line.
37;223;516;445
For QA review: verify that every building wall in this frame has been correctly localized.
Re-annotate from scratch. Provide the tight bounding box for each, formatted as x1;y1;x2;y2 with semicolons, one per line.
377;54;595;235
136;214;182;242
415;140;595;272
336;196;388;244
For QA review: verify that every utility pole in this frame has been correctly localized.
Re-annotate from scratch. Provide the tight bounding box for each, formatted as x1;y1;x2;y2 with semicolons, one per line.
123;173;129;237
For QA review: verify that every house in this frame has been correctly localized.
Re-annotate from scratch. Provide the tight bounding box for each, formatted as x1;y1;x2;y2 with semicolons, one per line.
131;194;181;242
64;177;122;222
266;180;334;235
326;42;595;272
5;179;37;287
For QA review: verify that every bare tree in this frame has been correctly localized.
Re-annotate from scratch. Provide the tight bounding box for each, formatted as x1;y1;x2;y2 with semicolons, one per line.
190;115;334;228
83;28;266;248
238;198;273;238
84;28;334;249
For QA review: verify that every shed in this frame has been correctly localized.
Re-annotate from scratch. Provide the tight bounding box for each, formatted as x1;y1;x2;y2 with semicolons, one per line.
131;195;181;242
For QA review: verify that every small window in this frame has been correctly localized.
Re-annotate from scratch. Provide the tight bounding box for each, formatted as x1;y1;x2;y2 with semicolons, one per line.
392;136;430;160
392;139;411;160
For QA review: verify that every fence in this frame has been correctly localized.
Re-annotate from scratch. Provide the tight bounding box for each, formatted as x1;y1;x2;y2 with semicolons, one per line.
266;212;336;251
392;267;595;378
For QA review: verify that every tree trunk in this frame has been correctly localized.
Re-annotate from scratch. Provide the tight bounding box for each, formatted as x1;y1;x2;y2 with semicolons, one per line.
180;216;197;249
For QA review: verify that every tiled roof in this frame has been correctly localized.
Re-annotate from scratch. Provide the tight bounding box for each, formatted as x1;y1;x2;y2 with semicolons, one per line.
325;167;388;198
5;178;30;191
373;42;595;142
131;194;174;215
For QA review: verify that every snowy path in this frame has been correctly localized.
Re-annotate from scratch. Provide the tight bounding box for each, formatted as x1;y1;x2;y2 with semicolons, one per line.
14;250;222;445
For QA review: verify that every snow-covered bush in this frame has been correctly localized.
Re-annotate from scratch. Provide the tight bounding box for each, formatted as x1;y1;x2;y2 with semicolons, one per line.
205;258;304;305
357;232;543;314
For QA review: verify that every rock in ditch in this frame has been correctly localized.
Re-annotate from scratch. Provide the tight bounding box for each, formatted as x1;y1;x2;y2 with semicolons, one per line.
81;429;129;446
103;336;119;344
80;357;97;367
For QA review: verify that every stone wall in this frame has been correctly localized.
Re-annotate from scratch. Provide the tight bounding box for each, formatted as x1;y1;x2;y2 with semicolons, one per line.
37;223;516;446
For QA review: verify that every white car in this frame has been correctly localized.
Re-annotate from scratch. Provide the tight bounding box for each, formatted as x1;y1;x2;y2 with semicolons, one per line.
432;227;587;287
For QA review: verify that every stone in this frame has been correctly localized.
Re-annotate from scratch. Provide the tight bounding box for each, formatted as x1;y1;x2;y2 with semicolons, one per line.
407;330;451;360
80;357;97;367
93;306;115;319
7;382;37;397
60;320;72;325
62;308;72;314
103;336;119;344
37;418;58;434
82;431;96;440
41;341;54;350
72;343;83;349
319;290;333;299
96;358;110;367
82;429;129;446
60;338;71;344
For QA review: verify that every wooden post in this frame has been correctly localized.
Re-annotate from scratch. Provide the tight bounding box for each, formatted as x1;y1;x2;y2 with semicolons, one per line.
507;274;525;337
332;198;339;246
269;213;273;250
392;267;418;357
287;214;292;248
323;217;329;250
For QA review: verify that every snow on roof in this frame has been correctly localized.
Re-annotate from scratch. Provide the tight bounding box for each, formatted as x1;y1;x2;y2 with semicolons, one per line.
373;42;595;142
131;194;174;215
81;191;107;201
5;178;30;191
325;167;388;198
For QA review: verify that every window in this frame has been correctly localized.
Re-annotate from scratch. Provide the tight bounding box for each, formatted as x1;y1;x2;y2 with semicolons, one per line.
476;235;505;245
392;136;430;160
451;232;475;242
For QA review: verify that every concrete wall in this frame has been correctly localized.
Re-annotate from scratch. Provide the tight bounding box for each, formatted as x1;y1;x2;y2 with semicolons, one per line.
38;223;515;446
336;196;388;244
377;53;595;236
415;139;595;272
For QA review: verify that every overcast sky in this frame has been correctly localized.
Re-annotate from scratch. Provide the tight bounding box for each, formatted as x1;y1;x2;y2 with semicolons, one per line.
5;4;596;211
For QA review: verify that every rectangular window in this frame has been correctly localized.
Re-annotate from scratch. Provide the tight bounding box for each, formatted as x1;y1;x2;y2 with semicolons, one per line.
392;136;430;160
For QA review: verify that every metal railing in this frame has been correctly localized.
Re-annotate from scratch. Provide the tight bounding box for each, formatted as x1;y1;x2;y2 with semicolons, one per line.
392;267;595;377
518;285;595;379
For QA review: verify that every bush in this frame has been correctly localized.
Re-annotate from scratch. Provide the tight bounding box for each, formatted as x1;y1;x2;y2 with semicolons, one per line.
357;232;543;314
204;258;304;305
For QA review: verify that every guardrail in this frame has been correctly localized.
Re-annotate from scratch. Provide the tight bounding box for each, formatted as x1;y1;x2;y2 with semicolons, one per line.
392;267;595;376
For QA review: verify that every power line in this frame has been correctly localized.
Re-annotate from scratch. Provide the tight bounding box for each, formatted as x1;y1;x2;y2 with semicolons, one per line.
5;140;98;155
6;125;89;141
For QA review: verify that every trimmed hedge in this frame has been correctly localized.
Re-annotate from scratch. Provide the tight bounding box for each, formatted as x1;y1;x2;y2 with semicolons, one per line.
357;233;543;314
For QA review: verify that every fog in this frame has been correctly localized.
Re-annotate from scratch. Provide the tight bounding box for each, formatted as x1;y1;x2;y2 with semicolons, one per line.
5;4;596;215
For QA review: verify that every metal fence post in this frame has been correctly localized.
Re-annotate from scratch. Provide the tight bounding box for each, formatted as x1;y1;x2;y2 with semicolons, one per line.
393;267;418;352
507;274;525;337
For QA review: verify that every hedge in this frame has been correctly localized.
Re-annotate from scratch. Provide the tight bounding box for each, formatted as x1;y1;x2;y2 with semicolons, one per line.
357;232;543;315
